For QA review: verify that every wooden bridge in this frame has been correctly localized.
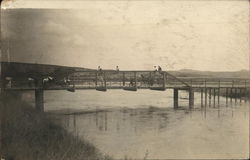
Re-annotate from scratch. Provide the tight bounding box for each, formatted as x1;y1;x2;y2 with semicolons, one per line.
2;68;250;112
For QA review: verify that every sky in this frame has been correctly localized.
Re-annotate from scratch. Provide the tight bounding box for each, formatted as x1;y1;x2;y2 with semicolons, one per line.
1;0;249;71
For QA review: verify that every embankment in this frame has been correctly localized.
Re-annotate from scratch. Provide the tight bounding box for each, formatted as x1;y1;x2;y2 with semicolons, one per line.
0;91;111;160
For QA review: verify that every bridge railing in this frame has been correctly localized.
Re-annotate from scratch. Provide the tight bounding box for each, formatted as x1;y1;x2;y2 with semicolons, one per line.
2;70;250;90
178;78;250;88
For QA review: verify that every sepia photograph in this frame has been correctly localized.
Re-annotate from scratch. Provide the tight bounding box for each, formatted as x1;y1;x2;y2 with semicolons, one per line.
0;0;249;159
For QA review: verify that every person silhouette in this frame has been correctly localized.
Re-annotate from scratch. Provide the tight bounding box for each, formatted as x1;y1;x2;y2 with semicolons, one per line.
116;66;119;71
158;66;162;71
98;66;102;71
154;66;157;71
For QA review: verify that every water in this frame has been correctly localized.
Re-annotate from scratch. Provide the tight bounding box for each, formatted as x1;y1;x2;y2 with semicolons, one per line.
43;90;249;159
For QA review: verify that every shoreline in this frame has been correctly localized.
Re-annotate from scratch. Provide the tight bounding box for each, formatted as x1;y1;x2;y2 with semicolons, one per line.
0;91;112;160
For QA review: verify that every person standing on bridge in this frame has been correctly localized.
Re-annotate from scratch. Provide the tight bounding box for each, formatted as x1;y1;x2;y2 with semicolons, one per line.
98;66;102;71
158;66;162;72
154;66;157;72
116;66;119;71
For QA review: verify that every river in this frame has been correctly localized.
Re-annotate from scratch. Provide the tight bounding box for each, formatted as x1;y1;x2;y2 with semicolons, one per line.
28;90;249;159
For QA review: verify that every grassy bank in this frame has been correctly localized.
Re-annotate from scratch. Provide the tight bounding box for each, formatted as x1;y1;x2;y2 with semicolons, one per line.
0;91;112;160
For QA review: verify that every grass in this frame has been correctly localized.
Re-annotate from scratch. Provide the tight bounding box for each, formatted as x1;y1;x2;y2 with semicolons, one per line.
0;91;112;160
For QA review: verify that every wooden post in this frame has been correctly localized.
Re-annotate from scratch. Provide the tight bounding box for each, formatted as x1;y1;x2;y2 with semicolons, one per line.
217;88;220;104
134;72;137;88
95;71;98;86
244;80;247;103
104;72;107;88
149;72;152;86
226;88;228;105
209;88;211;107
218;80;220;104
201;88;203;107
245;88;247;103
239;88;242;103
35;89;44;112
205;87;207;106
163;72;166;89
122;72;125;86
35;79;44;112
235;88;237;103
174;89;178;109
213;88;216;107
189;88;194;109
230;88;233;103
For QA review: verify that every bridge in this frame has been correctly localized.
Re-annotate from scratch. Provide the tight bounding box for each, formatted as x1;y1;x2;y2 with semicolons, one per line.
1;62;250;112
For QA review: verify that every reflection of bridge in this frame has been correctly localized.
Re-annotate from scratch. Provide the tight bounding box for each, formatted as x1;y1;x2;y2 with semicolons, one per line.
1;63;250;112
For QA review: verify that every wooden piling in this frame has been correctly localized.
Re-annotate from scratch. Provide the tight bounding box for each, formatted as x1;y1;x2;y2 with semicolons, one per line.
174;89;178;109
235;88;237;103
134;72;137;88
104;72;107;88
244;88;247;103
209;88;211;107
122;72;125;86
34;79;44;112
163;72;166;89
239;88;242;103
213;88;216;107
205;88;207;106
226;88;228;105
35;89;44;112
230;88;233;103
95;72;98;86
189;88;194;109
217;88;220;104
201;88;203;107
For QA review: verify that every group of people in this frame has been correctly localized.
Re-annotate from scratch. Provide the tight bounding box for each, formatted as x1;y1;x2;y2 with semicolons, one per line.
154;65;162;72
98;66;119;71
97;65;164;72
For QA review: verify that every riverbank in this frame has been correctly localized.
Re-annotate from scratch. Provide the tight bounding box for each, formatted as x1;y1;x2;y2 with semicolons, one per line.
0;91;112;160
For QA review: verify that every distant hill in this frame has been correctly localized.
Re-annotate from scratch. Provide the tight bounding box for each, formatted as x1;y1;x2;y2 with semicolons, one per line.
169;69;250;79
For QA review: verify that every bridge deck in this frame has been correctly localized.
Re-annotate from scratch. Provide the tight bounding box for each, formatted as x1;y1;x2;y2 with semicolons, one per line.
2;70;250;91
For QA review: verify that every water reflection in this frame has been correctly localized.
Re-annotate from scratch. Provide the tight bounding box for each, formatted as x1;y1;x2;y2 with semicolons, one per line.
57;103;249;159
47;90;249;159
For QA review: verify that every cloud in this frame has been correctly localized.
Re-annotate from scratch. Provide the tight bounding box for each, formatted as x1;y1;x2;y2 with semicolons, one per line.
1;0;249;71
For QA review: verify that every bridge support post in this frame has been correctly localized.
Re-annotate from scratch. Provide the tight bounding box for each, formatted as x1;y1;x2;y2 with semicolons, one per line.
209;88;211;107
239;88;242;103
35;89;44;112
230;88;233;103
134;72;137;88
173;89;178;109
163;72;166;89
104;72;107;89
226;88;228;105
201;88;203;107
244;88;247;103
95;72;98;86
189;88;194;109
122;72;125;86
205;88;207;106
213;88;216;107
235;88;237;103
34;79;44;112
217;88;220;104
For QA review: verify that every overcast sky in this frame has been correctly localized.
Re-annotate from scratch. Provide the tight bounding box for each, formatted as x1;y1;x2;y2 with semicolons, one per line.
1;0;249;71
